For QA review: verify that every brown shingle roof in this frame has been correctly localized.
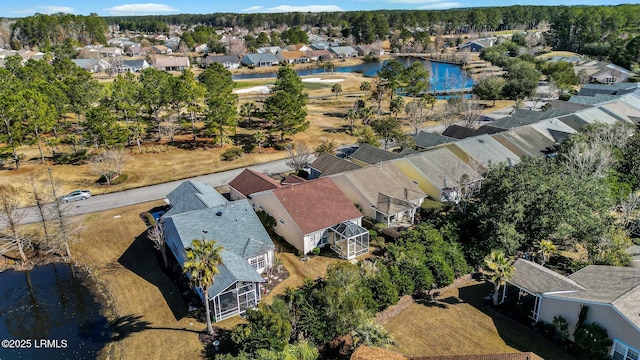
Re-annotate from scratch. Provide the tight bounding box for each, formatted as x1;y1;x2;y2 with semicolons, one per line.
229;169;282;197
280;51;308;60
415;353;543;360
273;178;362;234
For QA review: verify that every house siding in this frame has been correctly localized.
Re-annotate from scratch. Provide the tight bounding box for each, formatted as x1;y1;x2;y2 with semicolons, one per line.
251;191;306;253
538;297;640;350
229;186;247;201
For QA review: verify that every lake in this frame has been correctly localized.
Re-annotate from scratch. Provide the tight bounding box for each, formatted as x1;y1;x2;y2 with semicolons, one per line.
232;57;474;92
0;263;111;359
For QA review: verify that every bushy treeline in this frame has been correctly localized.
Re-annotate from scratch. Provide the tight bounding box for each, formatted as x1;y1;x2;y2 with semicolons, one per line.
9;13;107;50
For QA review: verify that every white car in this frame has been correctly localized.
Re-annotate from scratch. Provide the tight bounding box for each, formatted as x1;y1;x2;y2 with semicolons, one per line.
59;190;92;203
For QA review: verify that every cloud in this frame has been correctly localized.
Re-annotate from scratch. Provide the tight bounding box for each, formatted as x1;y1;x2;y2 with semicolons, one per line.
242;6;264;12
243;4;344;13
417;1;462;8
379;0;463;8
104;3;178;15
6;5;75;15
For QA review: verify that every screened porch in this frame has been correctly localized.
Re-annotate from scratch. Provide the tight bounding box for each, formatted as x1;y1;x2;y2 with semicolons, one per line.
211;281;261;322
328;221;369;260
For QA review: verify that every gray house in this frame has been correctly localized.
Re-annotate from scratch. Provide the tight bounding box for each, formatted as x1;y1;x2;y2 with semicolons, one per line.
328;46;358;58
160;180;275;322
241;53;280;67
508;259;640;358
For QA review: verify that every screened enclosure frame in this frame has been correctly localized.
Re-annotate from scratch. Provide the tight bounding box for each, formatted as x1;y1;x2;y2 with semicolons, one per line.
328;221;369;260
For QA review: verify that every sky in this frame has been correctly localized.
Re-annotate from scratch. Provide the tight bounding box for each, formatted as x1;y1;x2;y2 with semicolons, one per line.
0;0;632;18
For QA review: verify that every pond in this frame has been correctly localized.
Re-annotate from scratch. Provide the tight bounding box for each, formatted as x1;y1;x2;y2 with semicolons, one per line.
0;263;111;359
232;57;474;92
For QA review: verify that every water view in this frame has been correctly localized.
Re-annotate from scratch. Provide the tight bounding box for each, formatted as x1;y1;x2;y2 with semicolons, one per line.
0;263;110;360
232;57;474;92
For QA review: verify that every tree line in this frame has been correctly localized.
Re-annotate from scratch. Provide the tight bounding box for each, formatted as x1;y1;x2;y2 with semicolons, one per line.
0;56;310;170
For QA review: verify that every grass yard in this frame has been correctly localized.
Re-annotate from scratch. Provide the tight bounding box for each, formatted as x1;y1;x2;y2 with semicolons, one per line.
73;201;204;360
536;51;582;59
384;280;574;359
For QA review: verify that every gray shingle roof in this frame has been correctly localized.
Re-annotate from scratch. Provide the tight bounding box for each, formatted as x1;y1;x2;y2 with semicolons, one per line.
529;118;577;143
441;125;477;139
402;148;482;190
350;144;402;165
492;126;558;158
510;259;585;295
163;199;274;298
309;154;361;177
164;180;228;217
413;131;458;149
451;134;521;168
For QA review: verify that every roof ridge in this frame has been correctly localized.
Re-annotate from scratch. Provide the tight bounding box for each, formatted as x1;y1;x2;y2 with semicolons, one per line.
612;279;640;304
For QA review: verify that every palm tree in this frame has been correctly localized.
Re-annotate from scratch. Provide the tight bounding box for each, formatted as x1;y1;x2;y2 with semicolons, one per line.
345;108;358;134
359;81;371;97
240;102;257;127
331;83;343;99
484;250;514;306
536;239;557;266
254;131;266;153
183;239;224;335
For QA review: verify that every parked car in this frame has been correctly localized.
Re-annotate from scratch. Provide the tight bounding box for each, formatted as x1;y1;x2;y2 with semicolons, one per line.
59;190;92;203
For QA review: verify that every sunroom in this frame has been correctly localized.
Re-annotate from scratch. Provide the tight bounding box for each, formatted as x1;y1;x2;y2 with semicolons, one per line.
328;221;369;260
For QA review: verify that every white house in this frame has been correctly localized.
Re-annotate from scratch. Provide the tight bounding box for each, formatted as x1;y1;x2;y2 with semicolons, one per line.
249;178;369;260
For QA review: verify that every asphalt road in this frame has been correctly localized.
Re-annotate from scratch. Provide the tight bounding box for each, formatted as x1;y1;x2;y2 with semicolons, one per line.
11;158;293;225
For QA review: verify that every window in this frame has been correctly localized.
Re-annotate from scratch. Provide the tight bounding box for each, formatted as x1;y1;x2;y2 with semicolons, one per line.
250;255;265;271
613;340;640;360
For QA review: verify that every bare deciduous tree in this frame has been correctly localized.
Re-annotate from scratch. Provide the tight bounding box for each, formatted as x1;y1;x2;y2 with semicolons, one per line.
563;140;613;178
0;184;29;262
405;100;427;135
90;149;130;185
147;222;167;267
159;115;179;142
619;192;640;236
285;142;313;172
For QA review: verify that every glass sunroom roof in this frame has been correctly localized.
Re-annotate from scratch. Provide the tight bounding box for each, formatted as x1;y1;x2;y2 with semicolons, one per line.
331;221;368;238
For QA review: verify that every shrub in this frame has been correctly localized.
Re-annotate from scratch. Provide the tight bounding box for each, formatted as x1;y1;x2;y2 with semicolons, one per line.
573;322;612;359
221;147;243;161
368;229;377;238
312;247;321;255
242;142;256;153
111;173;128;185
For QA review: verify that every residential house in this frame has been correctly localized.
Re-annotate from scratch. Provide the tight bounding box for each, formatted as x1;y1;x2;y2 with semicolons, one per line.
127;46;148;57
164;38;181;51
276;51;309;64
285;44;312;52
228;169;283;201
151;45;172;55
413;131;457;150
458;38;495;52
195;44;209;53
17;50;45;61
557;106;631;131
308;154;361;179
328;46;358;58
354;44;384;57
306;49;333;62
588;64;633;84
201;55;241;69
389;148;482;203
256;46;282;54
330;163;427;227
96;47;122;57
71;58;111;73
250;178;369;260
160;180;275;322
528;118;577;144
119;59;150;73
444;134;521;169
491;126;558;158
350;144;402;167
154;56;190;71
241;53;280;67
507;259;640;357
